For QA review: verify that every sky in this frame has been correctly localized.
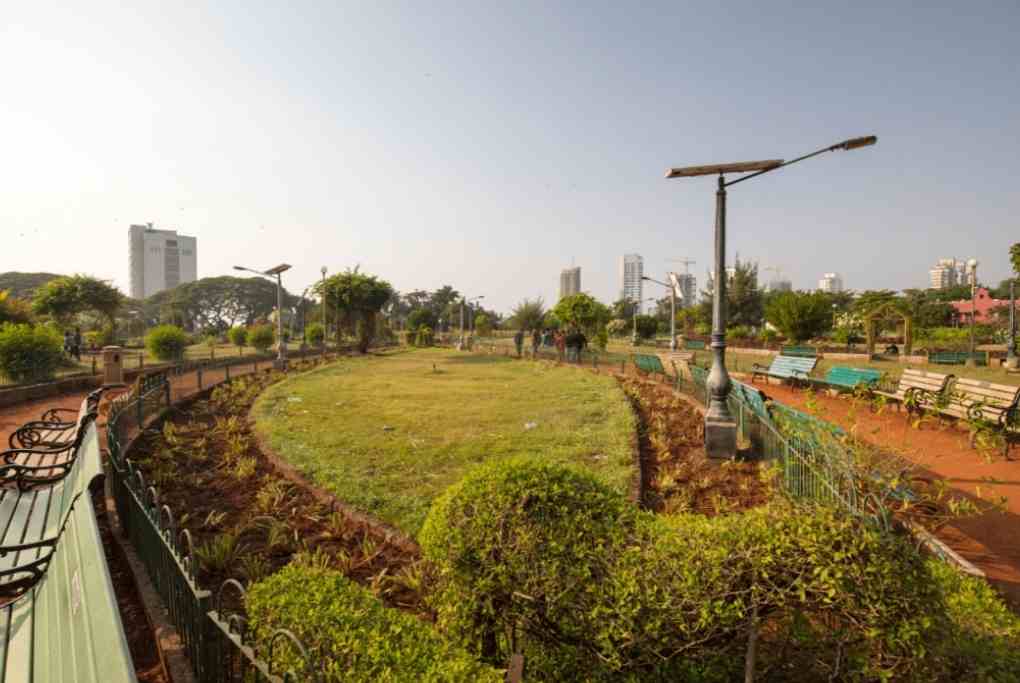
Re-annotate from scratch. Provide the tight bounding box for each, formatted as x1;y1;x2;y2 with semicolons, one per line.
2;1;1018;314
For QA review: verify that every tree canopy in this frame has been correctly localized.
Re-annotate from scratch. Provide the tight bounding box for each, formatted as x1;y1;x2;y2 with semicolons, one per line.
318;268;394;352
32;274;124;325
552;293;610;335
142;276;301;331
509;298;547;330
1011;242;1020;277
0;272;61;301
765;291;834;343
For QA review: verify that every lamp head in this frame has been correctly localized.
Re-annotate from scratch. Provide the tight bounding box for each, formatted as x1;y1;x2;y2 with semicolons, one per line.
833;135;878;151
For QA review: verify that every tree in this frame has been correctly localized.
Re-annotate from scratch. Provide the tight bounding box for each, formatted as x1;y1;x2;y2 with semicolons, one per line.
634;315;657;340
474;313;493;336
248;324;275;353
306;322;325;346
0;323;63;382
318;269;394;353
700;258;762;328
610;298;636;320
1011;242;1020;277
407;308;439;333
32;275;124;326
143;276;297;331
765;291;833;343
551;294;610;336
228;326;248;352
0;272;61;301
509;298;546;330
0;291;32;325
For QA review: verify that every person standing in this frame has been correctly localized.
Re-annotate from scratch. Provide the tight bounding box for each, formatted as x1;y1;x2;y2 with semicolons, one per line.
554;330;566;362
63;330;73;358
513;329;524;357
73;327;83;362
531;328;541;358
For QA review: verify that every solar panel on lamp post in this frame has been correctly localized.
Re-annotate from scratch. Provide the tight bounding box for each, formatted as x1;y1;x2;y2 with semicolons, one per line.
665;136;876;459
234;263;293;369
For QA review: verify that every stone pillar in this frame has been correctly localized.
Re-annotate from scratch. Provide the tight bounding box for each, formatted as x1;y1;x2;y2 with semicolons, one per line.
102;346;124;385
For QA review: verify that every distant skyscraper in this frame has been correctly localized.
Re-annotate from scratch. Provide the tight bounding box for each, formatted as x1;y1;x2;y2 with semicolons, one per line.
672;272;697;307
818;273;844;293
928;258;972;290
129;223;197;299
620;254;644;311
559;267;581;299
766;279;792;293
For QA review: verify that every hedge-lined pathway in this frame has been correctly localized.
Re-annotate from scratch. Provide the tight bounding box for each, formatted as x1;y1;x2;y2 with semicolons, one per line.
760;381;1020;610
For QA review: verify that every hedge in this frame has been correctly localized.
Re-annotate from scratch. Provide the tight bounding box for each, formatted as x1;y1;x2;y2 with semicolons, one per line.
0;323;64;383
145;324;188;361
248;324;275;352
246;563;502;682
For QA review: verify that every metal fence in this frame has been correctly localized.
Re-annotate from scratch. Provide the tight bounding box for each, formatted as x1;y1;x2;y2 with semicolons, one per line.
107;369;320;681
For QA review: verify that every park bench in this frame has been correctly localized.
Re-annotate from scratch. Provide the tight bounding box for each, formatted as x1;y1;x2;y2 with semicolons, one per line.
780;345;818;358
750;354;818;386
632;354;667;376
684;339;706;351
813;366;883;392
929;351;987;366
0;420;137;681
871;368;953;414
768;402;845;446
931;378;1020;456
730;380;771;421
7;387;110;450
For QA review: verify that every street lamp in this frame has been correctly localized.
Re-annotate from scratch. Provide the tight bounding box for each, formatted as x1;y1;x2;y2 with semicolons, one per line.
665;135;876;459
966;258;979;367
643;275;678;350
1007;280;1018;369
320;267;327;352
234;263;293;369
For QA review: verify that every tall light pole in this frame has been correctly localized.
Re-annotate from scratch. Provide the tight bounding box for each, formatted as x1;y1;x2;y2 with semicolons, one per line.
234;263;293;369
966;258;979;367
666;135;876;459
320;267;327;352
1007;280;1017;369
643;275;677;350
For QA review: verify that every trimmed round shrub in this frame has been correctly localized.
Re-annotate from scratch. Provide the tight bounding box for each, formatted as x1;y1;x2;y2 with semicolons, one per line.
0;323;64;383
246;563;502;682
144;324;188;361
305;322;325;346
227;326;247;349
248;324;275;353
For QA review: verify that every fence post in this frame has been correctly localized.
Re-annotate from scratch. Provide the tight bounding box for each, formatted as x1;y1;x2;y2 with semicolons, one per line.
136;391;143;427
139;353;144;369
620;360;625;374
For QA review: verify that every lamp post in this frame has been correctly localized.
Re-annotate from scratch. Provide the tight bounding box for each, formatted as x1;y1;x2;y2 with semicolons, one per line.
320;267;327;353
234;263;293;369
1007;280;1018;369
665;135;876;459
459;296;484;349
966;259;979;367
643;275;677;350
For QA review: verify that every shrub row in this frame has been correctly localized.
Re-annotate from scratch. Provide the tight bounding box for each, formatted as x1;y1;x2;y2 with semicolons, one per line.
0;322;64;382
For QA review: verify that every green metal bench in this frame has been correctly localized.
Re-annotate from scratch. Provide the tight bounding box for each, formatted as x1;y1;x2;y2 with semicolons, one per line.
632;353;666;376
929;351;987;366
815;366;883;392
750;355;818;385
7;388;111;450
0;421;137;681
684;339;707;351
780;345;818;358
730;380;771;422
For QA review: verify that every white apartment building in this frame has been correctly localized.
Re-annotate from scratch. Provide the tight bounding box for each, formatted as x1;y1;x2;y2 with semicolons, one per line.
672;272;697;307
818;272;844;293
559;267;581;300
620;254;644;311
929;258;959;289
128;223;197;299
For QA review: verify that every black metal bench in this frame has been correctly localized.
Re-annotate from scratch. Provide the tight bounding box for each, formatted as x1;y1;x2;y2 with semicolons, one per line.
7;386;115;451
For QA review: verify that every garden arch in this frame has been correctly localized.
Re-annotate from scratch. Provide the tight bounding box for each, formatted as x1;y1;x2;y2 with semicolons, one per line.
864;302;913;355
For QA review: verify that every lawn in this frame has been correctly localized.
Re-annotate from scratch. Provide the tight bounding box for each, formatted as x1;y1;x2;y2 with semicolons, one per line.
251;347;636;536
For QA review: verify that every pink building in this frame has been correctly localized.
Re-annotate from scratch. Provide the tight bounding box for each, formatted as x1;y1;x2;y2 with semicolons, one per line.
949;287;1017;324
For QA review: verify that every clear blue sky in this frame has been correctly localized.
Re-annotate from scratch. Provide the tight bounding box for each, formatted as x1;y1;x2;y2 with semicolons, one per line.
2;1;1017;313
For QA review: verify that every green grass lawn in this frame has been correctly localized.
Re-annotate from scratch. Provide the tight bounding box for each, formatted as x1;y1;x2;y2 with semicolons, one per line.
251;347;636;536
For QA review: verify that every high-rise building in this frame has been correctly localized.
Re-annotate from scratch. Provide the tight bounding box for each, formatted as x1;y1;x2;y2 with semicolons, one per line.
671;272;697;307
765;279;792;293
129;223;197;299
620;254;644;311
818;273;844;293
928;258;976;290
559;267;581;300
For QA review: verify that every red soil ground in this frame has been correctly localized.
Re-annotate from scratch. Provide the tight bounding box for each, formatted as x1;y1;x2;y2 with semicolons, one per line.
754;377;1020;609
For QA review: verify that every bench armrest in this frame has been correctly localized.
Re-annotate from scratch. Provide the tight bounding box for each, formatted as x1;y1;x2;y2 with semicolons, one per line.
39;407;78;422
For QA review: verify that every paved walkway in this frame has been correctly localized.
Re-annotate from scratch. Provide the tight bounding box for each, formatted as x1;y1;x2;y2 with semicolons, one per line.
758;379;1020;608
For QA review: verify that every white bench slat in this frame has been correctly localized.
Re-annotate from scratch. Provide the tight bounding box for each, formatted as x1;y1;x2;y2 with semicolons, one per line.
2;598;33;683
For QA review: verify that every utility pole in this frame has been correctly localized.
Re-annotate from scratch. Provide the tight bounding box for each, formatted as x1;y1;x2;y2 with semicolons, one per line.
320;267;327;353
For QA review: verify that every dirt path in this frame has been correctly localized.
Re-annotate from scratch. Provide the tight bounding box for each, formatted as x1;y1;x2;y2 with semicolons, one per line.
754;377;1020;608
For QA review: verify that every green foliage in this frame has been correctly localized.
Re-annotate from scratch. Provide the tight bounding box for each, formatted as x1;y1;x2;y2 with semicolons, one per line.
0;272;61;301
246;563;502;682
553;293;611;336
248;324;275;352
142;276;301;331
317;268;395;352
765;291;833;343
611;297;637;320
727;324;752;340
32;274;124;324
595;327;609;351
414;325;434;347
759;327;779;343
305;322;325;346
633;314;657;339
0;290;32;325
508;297;546;330
473;313;493;336
914;327;972;351
701;257;763;328
606;319;628;337
227;326;247;349
0;323;64;382
1011;242;1020;278
145;324;188;361
407;308;438;333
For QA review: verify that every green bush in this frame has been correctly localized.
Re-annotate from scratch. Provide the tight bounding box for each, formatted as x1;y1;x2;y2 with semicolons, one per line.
634;314;657;340
727;324;753;340
227;326;247;349
414;325;433;347
144;324;188;362
305;322;325;346
248;324;275;353
246;563;502;682
0;323;64;382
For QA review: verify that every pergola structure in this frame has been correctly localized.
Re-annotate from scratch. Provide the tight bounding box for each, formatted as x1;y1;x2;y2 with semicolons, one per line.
864;302;913;355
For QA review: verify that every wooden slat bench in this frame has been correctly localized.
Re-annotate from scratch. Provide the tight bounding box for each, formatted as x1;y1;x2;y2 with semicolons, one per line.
872;368;953;414
684;340;706;351
632;354;667;376
814;366;883;392
780;345;818;358
750;355;818;386
935;378;1020;457
930;351;987;366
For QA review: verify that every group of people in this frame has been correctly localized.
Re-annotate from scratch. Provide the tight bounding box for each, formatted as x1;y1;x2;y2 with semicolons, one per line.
513;327;588;362
63;327;83;362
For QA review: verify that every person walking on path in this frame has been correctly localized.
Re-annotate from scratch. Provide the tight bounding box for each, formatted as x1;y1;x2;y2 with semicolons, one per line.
513;329;524;358
63;330;73;359
73;327;82;362
531;329;541;358
554;331;566;362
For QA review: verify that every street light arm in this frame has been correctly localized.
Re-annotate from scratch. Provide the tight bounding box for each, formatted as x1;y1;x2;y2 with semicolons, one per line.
641;275;670;288
724;135;877;188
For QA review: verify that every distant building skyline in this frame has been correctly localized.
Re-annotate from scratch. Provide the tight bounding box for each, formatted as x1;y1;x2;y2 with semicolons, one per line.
671;272;697;308
128;223;197;299
620;254;644;312
559;266;581;300
818;272;844;293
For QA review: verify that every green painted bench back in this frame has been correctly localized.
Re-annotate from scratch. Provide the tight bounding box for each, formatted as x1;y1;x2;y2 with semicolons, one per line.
684;340;707;350
766;355;817;379
633;354;666;375
769;402;845;446
780;345;818;358
824;366;882;390
730;380;771;421
930;351;987;366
